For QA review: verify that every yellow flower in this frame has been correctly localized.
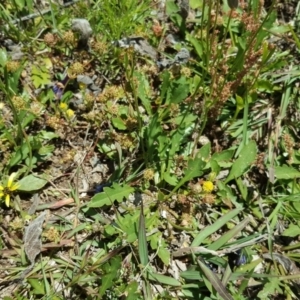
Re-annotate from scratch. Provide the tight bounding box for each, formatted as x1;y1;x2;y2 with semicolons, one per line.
202;180;214;193
59;102;68;111
66;109;75;119
0;173;20;207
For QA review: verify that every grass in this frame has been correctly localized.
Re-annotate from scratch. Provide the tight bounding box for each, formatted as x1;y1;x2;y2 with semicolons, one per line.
1;0;300;299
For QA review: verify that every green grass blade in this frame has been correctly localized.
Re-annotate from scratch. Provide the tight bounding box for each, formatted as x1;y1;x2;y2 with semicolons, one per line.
147;272;181;286
138;201;149;266
207;217;250;251
197;258;234;300
192;208;242;247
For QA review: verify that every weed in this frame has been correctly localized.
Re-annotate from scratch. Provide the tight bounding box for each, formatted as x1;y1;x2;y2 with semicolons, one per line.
1;0;300;299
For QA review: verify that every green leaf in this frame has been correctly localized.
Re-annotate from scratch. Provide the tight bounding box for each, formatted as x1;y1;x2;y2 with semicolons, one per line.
186;33;204;60
0;49;8;67
207;217;250;251
138;203;149;266
27;279;45;295
190;0;202;9
197;259;234;300
39;131;59;140
112;117;127;130
18;174;48;191
225;141;257;183
158;247;170;266
168;77;189;104
99;256;121;297
282;224;300;237
196;142;211;160
257;278;282;299
88;183;134;208
192;208;242;246
124;281;140;300
135;71;152;115
9;143;30;167
211;149;234;163
163;173;178;186
172;157;205;192
147;272;181;286
38;145;55;156
31;65;51;88
166;0;179;14
273;165;300;179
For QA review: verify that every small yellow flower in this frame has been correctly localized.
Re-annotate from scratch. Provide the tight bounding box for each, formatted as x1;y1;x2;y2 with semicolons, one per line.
0;172;20;207
202;180;214;193
66;109;75;119
59;102;68;111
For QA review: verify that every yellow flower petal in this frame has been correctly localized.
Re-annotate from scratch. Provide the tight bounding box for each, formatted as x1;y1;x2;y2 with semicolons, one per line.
7;172;17;188
5;194;10;207
0;191;4;197
10;183;20;191
0;185;3;191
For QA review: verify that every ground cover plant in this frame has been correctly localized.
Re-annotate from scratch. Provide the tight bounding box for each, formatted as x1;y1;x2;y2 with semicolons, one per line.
1;0;300;299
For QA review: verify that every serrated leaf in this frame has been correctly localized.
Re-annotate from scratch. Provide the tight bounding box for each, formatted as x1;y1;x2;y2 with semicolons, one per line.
273;165;300;179
257;278;282;299
18;175;48;191
31;65;51;88
88;183;134;208
225;141;257;183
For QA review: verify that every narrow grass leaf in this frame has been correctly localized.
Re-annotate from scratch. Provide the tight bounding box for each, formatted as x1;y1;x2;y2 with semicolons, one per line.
207;217;250;251
138;202;149;266
222;263;232;286
147;272;181;286
180;270;202;281
192;208;242;246
197;259;234;300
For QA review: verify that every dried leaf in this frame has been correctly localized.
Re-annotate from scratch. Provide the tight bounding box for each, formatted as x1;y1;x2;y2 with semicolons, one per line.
27;194;40;215
24;212;47;265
